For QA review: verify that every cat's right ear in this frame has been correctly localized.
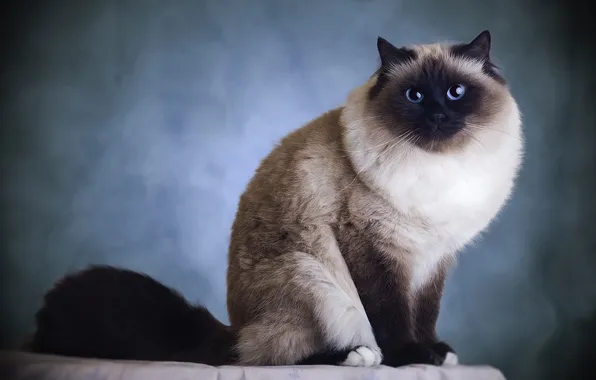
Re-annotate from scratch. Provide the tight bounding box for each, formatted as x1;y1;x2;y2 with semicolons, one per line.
377;37;415;67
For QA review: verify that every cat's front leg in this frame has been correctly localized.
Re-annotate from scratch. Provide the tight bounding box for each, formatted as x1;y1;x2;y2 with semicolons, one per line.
350;253;443;367
413;261;458;366
368;295;444;367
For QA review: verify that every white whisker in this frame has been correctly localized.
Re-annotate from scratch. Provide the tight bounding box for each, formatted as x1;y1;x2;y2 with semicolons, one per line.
461;129;499;164
466;124;522;142
340;128;413;154
340;129;416;192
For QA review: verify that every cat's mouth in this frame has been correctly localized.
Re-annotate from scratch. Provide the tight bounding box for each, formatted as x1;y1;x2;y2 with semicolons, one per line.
417;121;464;141
410;122;469;153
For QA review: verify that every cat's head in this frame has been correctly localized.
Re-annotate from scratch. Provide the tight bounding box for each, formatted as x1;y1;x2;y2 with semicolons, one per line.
344;30;520;155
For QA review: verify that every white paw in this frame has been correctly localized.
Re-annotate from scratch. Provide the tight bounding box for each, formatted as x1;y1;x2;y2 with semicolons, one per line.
442;352;459;366
341;346;383;367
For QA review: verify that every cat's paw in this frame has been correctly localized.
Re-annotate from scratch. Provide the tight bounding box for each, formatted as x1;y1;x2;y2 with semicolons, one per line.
341;346;383;367
431;341;458;366
383;342;442;367
443;352;458;366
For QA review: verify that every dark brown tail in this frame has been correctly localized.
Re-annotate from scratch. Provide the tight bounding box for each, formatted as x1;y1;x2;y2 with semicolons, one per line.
23;265;239;365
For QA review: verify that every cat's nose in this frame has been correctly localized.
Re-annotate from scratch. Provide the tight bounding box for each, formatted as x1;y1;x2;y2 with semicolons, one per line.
425;113;446;132
431;113;446;124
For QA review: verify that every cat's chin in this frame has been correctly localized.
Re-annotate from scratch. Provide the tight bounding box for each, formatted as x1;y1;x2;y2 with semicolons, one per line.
412;132;470;154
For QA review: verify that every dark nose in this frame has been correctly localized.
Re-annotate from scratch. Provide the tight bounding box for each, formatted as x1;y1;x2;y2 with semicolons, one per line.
425;113;446;132
430;113;446;124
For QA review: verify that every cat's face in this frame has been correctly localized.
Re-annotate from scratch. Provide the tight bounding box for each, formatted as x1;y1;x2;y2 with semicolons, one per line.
367;31;510;153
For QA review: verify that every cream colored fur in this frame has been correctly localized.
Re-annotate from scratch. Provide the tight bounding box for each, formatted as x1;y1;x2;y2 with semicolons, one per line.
225;41;523;367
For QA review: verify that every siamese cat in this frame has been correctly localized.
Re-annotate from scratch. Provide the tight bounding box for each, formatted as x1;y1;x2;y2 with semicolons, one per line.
26;30;523;368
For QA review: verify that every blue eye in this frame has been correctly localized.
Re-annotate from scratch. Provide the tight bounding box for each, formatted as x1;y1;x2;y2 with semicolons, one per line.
447;84;466;100
405;88;424;103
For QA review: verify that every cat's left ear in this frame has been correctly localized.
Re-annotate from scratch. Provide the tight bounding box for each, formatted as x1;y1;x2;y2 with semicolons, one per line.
462;30;492;60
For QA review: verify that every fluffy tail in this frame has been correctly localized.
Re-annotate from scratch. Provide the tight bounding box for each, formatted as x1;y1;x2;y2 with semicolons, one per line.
22;265;239;365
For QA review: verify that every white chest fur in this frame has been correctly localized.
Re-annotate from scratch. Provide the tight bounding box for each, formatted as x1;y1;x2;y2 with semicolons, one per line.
341;83;523;292
375;142;521;292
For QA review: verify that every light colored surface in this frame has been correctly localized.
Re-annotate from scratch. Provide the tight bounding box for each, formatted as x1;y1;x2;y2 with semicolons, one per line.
1;351;506;380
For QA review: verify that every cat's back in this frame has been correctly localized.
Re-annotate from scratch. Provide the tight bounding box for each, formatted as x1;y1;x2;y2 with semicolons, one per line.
230;107;349;239
247;107;346;194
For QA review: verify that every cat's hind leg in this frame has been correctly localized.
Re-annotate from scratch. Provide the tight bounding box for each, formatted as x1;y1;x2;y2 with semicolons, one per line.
232;251;382;367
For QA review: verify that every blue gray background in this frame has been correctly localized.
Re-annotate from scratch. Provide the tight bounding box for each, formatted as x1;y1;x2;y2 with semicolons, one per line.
2;1;595;379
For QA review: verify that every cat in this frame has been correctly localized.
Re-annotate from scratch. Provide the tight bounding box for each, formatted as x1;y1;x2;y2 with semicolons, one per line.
223;29;523;367
26;30;523;368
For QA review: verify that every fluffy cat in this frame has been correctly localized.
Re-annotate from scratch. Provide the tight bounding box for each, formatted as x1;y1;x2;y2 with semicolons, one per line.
26;30;523;368
224;29;523;367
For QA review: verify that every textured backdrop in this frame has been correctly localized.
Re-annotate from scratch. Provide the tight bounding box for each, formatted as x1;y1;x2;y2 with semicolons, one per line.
1;1;595;379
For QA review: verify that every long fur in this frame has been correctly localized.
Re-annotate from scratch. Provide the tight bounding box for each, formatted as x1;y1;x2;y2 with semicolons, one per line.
25;30;523;368
27;265;236;366
227;30;522;366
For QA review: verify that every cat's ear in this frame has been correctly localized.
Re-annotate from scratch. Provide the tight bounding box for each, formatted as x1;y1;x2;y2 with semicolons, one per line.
461;30;492;60
377;37;414;67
